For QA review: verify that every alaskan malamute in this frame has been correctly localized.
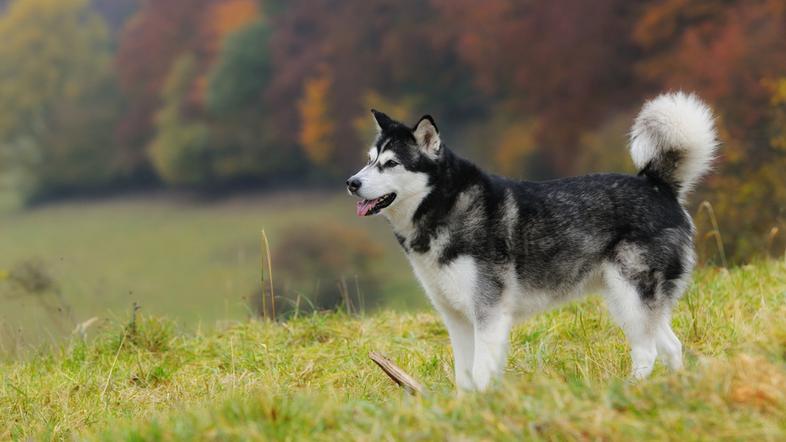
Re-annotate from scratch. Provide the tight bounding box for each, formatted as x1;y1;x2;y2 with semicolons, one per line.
347;92;717;390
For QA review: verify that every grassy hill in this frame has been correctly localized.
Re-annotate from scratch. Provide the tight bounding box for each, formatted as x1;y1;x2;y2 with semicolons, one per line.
2;260;785;440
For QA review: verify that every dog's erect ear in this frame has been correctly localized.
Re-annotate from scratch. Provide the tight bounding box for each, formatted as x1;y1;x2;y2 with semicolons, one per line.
413;115;441;157
371;109;394;133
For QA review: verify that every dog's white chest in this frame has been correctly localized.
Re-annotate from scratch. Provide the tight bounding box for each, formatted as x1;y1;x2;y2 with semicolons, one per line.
406;248;478;316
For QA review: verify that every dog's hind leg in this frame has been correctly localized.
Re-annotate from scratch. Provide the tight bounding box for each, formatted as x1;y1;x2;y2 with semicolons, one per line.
602;265;658;379
655;312;683;370
655;274;688;371
438;307;475;390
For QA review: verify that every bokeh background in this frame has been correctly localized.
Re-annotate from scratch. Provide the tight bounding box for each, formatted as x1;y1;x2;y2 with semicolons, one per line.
1;0;785;353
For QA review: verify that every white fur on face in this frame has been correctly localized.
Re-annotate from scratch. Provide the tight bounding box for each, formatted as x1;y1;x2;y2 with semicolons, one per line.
348;147;431;214
377;150;396;165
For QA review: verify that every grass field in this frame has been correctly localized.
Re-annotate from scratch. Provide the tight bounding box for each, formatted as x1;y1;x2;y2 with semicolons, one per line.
1;260;785;440
0;192;423;351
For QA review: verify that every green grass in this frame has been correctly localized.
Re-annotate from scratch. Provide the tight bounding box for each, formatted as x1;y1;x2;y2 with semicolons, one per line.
2;260;785;440
0;192;423;348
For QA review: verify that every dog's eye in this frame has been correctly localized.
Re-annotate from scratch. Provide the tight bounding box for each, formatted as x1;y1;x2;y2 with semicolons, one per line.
384;160;399;168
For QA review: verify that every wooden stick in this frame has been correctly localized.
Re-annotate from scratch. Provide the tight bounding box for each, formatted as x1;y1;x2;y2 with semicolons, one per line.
369;351;426;395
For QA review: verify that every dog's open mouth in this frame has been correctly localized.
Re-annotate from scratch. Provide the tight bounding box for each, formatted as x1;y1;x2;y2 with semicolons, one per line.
356;193;396;216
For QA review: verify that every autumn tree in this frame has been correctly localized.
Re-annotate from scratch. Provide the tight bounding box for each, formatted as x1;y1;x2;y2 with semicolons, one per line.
267;0;478;174
431;0;640;176
151;18;298;188
0;0;783;261
0;0;121;201
299;68;337;167
148;54;213;186
633;0;786;261
115;0;214;173
206;20;271;115
204;15;299;187
203;0;260;56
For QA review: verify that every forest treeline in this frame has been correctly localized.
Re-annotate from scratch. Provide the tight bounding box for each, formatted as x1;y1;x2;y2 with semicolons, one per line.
0;0;784;261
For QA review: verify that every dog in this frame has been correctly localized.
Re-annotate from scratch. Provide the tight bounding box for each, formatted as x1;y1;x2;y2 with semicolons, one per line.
346;92;717;391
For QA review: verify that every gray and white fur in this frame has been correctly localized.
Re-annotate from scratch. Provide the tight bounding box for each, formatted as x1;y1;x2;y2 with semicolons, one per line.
347;92;718;390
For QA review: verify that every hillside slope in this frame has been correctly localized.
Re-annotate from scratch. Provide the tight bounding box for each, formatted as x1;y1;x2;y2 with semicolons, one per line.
2;261;786;440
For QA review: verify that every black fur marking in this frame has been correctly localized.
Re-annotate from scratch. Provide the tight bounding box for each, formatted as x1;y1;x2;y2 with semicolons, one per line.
639;150;684;196
415;115;439;133
394;233;408;251
371;109;395;132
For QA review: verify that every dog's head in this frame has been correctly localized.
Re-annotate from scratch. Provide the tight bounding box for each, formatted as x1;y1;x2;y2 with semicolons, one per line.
346;110;441;217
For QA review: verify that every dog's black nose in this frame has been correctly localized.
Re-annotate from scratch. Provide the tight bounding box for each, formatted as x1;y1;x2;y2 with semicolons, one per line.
346;178;361;193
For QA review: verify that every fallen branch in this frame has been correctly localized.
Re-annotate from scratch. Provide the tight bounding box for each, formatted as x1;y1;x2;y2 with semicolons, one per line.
369;351;426;396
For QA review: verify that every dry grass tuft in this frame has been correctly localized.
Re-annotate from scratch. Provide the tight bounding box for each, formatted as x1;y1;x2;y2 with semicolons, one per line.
728;355;786;412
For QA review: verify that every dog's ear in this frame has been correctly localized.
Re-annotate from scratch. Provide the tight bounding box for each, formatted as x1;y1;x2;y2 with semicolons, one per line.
413;115;441;157
371;109;394;133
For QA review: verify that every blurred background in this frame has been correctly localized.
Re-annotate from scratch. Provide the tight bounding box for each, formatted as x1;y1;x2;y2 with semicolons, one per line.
1;0;785;353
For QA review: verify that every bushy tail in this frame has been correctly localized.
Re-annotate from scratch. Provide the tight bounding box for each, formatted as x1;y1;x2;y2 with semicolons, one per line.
630;92;718;202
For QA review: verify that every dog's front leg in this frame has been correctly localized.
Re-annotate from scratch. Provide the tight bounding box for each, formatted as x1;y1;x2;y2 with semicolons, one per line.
438;307;475;390
471;311;513;391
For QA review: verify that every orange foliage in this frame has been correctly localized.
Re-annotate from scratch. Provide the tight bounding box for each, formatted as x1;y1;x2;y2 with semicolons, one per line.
204;0;260;54
632;0;786;260
633;0;786;131
298;68;336;166
104;0;786;260
432;0;638;174
192;0;260;104
494;119;540;177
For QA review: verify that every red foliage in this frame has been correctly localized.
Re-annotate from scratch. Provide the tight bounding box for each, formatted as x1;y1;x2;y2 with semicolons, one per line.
634;0;786;138
431;0;640;173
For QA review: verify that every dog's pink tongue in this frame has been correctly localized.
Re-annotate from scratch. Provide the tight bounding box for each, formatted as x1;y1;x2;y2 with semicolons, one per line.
356;198;378;216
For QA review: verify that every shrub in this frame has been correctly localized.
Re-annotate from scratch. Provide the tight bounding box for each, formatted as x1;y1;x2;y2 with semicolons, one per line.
251;223;384;317
0;258;74;333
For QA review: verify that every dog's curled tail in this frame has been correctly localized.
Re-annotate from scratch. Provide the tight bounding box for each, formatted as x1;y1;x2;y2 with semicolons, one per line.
630;92;718;202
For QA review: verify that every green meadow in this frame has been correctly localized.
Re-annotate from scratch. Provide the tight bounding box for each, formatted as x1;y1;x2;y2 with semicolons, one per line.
0;192;423;351
1;260;785;440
